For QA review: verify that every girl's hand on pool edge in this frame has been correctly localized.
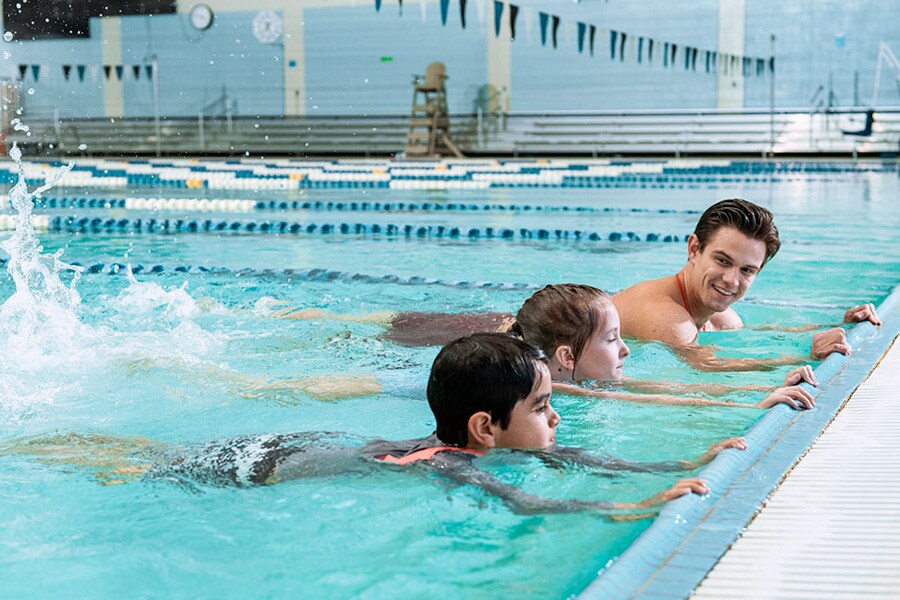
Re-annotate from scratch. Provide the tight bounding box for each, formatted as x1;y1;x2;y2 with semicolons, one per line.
757;385;816;410
783;365;819;387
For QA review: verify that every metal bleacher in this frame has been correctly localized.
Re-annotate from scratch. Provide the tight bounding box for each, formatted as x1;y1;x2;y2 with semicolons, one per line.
4;107;899;158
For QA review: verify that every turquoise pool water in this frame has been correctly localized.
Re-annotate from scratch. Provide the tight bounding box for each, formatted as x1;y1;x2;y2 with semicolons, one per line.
1;160;897;597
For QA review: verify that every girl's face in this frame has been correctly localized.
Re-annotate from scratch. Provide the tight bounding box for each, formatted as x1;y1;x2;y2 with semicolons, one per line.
573;306;630;382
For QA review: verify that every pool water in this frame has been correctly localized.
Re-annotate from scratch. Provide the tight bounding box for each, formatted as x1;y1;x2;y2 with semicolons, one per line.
0;159;897;597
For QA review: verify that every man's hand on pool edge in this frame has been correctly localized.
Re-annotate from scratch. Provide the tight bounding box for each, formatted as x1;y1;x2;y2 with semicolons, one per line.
844;303;883;326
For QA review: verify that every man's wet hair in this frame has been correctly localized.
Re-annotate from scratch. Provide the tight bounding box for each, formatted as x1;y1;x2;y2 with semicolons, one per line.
427;333;548;447
694;199;781;264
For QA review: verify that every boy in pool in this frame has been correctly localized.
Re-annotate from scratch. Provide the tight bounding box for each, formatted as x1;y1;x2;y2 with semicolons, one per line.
9;334;726;517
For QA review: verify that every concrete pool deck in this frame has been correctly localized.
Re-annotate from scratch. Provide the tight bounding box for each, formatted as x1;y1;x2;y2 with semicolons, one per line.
582;284;900;599
693;334;900;598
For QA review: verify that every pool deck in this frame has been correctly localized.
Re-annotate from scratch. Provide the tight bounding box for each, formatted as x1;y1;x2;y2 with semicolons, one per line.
581;284;900;599
692;334;900;598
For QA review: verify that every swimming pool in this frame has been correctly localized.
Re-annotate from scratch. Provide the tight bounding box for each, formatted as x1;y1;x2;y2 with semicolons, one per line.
1;157;897;597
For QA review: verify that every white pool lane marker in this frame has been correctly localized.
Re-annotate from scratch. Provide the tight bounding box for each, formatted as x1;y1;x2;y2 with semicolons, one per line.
693;334;900;599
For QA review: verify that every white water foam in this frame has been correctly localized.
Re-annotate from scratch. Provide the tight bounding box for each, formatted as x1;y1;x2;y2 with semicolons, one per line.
0;146;222;423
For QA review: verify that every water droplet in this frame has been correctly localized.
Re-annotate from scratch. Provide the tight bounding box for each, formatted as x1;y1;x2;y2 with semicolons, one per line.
364;78;369;84
3;31;13;42
78;144;87;150
3;51;10;60
26;87;34;95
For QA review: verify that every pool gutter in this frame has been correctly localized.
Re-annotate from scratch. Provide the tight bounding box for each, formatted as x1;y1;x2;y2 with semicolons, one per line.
580;284;900;599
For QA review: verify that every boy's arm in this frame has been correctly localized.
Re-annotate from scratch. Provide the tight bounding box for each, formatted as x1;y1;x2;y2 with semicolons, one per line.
538;439;746;473
435;456;708;516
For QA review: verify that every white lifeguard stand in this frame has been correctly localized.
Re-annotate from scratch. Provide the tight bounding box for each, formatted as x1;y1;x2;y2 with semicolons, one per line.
405;62;463;158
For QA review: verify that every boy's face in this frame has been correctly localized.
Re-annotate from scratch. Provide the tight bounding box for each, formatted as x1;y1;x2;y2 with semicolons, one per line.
491;362;559;450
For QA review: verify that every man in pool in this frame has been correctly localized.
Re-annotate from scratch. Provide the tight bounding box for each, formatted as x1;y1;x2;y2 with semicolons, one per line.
10;334;732;517
611;198;882;371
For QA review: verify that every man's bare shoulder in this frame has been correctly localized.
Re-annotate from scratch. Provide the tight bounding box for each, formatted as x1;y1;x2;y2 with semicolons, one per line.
709;307;743;330
613;277;697;345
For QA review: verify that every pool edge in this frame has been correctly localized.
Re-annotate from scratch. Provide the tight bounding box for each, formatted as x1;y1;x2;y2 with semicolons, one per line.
579;284;900;599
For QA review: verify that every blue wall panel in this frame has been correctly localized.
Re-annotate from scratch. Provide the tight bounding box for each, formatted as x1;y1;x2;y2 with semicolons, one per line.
303;5;487;115
1;1;898;119
0;16;104;117
118;12;283;117
509;1;721;111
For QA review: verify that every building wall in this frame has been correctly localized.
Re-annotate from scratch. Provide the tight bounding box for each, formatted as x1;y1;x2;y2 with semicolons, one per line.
0;0;897;118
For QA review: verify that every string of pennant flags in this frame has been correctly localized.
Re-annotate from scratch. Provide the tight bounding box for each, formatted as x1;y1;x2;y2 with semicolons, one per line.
16;63;155;83
376;0;774;77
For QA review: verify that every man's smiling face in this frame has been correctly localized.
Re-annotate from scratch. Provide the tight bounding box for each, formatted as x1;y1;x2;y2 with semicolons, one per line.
688;226;767;313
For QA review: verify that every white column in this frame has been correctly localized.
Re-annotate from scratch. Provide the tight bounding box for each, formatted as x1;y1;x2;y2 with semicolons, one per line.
101;17;124;117
716;0;745;109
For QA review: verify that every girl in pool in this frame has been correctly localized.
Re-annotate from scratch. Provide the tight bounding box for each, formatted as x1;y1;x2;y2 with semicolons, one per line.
509;284;817;409
263;284;816;408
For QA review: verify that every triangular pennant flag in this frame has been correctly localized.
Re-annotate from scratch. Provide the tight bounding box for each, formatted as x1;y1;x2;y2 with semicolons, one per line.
523;7;534;44
77;64;86;82
493;1;503;37
589;25;596;56
551;15;559;49
375;0;381;12
769;56;775;73
398;0;403;16
104;65;112;80
610;30;617;60
459;0;467;28
145;64;153;80
538;12;548;47
637;37;644;63
31;64;41;81
648;39;654;63
115;65;124;81
671;44;677;66
619;32;626;61
440;0;449;26
663;42;669;67
62;65;72;80
420;0;427;23
577;22;586;54
692;48;698;71
509;4;518;40
756;58;764;76
712;52;717;72
684;46;691;70
18;64;27;79
133;64;141;79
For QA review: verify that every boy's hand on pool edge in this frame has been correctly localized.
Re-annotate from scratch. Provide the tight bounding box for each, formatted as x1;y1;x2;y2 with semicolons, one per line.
844;303;883;326
636;478;709;508
691;437;747;467
756;385;816;410
783;365;819;387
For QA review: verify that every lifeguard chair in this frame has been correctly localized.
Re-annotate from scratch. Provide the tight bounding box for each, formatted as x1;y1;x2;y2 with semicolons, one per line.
405;62;463;158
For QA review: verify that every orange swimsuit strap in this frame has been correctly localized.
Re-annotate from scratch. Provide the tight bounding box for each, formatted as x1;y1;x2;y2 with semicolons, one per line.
377;446;485;465
675;273;709;332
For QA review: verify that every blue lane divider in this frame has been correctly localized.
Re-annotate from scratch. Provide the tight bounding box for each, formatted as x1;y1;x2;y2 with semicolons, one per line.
23;195;706;215
46;216;688;243
0;258;542;292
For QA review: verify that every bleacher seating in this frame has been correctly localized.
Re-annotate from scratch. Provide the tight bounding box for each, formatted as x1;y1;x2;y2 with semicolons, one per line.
5;108;898;157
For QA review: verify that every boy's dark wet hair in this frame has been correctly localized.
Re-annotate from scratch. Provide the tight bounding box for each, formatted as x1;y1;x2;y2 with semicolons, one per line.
509;284;612;370
694;199;781;264
427;333;548;447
